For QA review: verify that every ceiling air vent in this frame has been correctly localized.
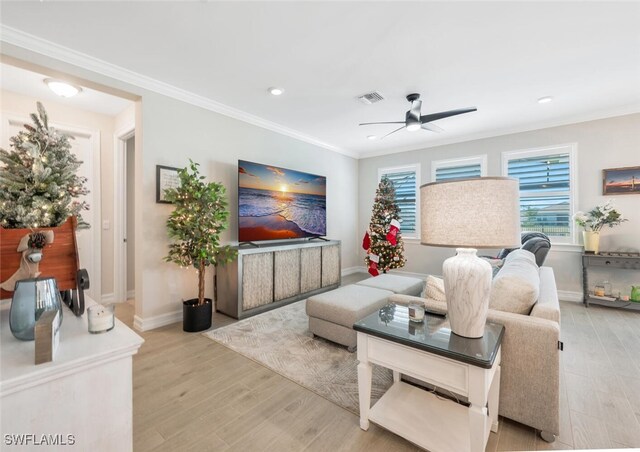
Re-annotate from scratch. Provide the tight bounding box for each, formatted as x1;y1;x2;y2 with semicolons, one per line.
357;91;385;105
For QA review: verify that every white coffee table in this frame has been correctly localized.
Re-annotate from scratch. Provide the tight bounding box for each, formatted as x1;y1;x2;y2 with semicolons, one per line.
354;304;504;452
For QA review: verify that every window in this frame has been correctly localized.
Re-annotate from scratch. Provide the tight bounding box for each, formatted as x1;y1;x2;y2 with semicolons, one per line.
432;155;487;182
502;144;577;243
378;164;420;239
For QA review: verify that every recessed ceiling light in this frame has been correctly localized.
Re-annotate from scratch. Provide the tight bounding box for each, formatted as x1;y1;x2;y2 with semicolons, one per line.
406;123;421;132
44;78;82;98
268;87;284;96
537;96;553;104
367;135;377;140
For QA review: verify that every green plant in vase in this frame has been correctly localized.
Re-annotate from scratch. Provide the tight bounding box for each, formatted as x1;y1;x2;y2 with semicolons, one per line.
573;201;627;254
164;160;237;332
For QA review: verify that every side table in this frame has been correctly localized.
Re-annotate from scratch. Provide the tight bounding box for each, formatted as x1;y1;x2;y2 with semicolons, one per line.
582;252;640;311
354;305;504;452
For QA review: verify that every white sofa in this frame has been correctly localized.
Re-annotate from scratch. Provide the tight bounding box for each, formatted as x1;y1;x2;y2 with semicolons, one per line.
390;265;561;440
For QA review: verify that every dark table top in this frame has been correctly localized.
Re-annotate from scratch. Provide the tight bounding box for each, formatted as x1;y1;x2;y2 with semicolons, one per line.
353;304;504;369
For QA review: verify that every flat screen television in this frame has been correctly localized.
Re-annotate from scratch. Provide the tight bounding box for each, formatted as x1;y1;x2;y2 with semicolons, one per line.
238;160;327;242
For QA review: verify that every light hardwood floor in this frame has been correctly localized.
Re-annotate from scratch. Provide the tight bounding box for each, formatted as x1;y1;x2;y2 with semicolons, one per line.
116;279;640;451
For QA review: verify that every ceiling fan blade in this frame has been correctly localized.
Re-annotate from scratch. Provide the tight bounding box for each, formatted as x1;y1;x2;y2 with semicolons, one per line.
381;126;406;139
422;123;444;133
359;121;405;126
420;107;477;123
409;99;422;121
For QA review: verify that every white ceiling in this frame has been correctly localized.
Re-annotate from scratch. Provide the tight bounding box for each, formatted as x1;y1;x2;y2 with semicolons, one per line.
1;2;639;158
0;63;132;117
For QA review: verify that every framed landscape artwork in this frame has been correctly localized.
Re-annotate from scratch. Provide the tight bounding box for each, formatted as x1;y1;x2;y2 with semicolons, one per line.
602;166;640;195
156;165;180;203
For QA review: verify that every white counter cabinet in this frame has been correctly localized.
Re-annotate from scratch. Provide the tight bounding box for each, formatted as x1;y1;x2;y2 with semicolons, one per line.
1;297;143;451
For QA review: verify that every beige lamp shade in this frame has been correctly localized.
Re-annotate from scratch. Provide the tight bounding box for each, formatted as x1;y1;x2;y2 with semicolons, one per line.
420;177;521;249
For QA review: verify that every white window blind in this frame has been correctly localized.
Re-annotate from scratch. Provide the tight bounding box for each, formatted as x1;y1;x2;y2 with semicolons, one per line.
378;164;420;238
504;146;576;240
432;155;487;182
435;164;482;181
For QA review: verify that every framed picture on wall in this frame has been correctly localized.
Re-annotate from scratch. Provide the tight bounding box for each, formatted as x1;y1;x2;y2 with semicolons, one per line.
156;165;180;203
602;166;640;195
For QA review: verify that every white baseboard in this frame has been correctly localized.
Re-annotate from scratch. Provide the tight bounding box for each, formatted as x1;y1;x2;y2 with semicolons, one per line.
341;266;366;276
102;291;135;304
557;290;583;303
133;310;182;332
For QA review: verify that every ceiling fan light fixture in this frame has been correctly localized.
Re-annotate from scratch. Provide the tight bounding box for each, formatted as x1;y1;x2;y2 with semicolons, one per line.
44;78;82;98
358;93;477;139
268;87;284;96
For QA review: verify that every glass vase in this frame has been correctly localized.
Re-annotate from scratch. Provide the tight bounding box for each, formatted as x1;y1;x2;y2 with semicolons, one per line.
10;277;63;341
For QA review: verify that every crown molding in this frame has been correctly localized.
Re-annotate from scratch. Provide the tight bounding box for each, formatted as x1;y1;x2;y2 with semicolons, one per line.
357;104;640;159
0;26;358;159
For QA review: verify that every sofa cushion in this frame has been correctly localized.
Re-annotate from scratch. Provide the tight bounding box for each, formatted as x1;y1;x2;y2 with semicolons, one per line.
306;285;393;327
355;274;424;296
490;249;540;315
421;275;446;301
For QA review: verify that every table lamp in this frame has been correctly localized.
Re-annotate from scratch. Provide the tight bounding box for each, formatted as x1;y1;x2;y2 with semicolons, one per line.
420;177;521;338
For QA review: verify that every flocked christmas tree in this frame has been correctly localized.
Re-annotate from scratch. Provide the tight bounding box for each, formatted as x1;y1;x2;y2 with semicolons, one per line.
363;176;406;276
0;102;89;229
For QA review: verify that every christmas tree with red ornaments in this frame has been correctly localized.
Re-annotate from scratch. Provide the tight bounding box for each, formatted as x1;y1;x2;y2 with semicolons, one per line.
362;176;406;276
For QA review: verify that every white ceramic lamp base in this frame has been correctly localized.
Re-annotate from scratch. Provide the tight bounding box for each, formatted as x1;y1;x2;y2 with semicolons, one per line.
442;248;492;338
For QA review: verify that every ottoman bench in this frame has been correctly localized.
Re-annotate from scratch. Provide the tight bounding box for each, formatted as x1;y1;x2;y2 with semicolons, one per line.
355;274;424;296
306;284;393;351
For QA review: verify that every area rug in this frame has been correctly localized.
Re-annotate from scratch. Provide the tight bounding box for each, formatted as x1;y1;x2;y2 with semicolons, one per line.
203;300;392;415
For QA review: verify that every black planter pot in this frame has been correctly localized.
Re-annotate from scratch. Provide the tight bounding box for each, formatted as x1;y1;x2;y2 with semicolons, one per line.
182;298;212;332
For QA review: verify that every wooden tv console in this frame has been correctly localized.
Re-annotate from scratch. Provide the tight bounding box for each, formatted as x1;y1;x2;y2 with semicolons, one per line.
216;240;341;319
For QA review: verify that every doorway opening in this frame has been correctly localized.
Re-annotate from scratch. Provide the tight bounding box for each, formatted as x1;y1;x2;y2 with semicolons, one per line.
115;127;135;305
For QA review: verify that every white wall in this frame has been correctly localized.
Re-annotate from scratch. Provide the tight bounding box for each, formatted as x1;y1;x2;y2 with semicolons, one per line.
0;45;359;328
359;114;640;296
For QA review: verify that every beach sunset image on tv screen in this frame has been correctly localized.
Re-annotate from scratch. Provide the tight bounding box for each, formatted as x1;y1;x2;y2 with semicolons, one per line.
238;160;327;242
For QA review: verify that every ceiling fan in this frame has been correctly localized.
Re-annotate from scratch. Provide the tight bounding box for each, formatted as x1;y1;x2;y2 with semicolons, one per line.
359;93;477;139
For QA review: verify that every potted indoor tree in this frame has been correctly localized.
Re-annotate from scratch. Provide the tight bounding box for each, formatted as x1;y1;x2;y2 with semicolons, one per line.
164;160;236;332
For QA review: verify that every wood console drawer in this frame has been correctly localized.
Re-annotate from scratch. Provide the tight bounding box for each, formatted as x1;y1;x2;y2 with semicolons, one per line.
301;247;321;293
321;245;340;287
274;249;300;301
242;252;274;310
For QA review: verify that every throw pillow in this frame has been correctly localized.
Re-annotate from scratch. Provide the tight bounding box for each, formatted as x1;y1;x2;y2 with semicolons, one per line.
490;249;540;315
421;275;446;302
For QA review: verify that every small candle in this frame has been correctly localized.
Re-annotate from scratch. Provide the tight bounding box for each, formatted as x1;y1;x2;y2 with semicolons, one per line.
88;304;115;334
621;295;630;301
408;302;425;323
